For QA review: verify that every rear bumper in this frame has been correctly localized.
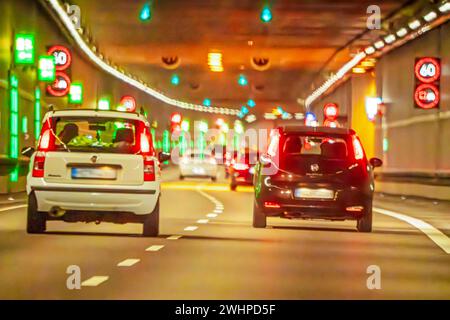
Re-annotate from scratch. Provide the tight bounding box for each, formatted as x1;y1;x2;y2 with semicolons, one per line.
28;180;160;215
179;164;217;177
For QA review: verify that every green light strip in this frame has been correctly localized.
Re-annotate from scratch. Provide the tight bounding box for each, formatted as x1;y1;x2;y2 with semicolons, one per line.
162;130;170;153
34;88;41;138
10;75;19;159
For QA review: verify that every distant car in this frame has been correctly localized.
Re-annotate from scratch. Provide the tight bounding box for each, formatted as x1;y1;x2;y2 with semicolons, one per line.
179;151;218;181
224;150;238;178
229;150;259;191
253;126;382;232
22;109;170;237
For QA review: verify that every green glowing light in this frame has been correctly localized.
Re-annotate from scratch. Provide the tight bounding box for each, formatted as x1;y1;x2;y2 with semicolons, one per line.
247;99;256;108
260;5;272;23
69;83;83;104
98;98;110;110
171;74;180;86
22;116;28;134
14;34;35;65
181;120;190;132
34;88;41;139
238;74;248;86
10;166;19;183
140;2;152;21
10;75;19;159
38;55;56;82
198;121;208;133
203;98;211;107
162;130;170;153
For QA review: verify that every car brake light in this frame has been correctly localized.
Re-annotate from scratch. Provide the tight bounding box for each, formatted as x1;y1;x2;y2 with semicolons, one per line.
143;156;155;181
140;132;150;153
39;129;51;150
32;152;46;178
233;163;249;170
264;201;281;209
353;136;364;160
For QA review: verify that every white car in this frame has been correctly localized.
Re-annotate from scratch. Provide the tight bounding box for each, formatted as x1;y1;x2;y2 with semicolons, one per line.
22;109;170;237
179;151;218;181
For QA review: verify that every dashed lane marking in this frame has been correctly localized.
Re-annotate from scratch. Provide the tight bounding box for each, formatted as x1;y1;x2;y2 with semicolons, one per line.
374;207;450;254
117;259;140;267
184;226;198;231
81;276;109;287
197;219;209;224
145;245;165;251
206;213;218;218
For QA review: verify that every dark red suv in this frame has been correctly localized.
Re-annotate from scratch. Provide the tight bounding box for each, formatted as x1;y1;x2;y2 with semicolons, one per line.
253;126;382;232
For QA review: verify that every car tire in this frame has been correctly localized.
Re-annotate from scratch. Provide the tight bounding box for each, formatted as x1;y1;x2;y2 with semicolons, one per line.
357;200;373;233
179;175;184;180
142;199;160;237
27;193;46;234
211;176;217;182
253;201;266;228
230;183;237;191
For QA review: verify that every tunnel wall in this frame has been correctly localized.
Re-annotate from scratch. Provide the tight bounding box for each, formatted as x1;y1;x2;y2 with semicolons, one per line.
0;0;234;193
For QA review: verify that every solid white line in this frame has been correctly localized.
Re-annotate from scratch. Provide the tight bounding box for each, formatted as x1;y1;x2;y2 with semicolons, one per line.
117;259;140;267
197;219;209;224
81;276;109;287
145;245;165;252
167;235;182;240
0;204;27;212
206;213;218;218
374;207;450;254
184;226;198;231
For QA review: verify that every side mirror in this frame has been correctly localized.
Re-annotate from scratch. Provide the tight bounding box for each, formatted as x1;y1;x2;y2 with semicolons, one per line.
158;151;171;163
21;146;35;158
369;157;383;168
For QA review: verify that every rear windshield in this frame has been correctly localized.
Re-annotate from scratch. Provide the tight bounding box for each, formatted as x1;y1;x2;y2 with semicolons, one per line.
53;116;139;154
281;135;350;172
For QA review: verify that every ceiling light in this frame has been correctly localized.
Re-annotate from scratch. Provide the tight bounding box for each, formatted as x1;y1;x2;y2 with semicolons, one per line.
352;67;366;74
208;52;223;72
264;113;277;120
294;113;305;120
423;11;437;22
396;28;408;38
439;2;450;13
408;19;421;30
364;46;375;55
384;34;396;44
374;40;385;49
245;115;256;123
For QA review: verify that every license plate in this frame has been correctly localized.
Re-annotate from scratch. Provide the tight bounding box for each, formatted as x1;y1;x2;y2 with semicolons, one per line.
294;188;334;200
192;167;206;175
71;167;117;180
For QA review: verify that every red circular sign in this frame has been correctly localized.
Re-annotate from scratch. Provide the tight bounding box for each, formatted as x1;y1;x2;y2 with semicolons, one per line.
46;71;71;97
415;57;440;84
120;95;136;112
324;103;339;121
48;45;72;71
414;83;439;109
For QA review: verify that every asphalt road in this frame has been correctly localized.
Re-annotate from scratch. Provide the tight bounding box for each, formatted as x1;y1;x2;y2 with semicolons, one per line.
0;167;449;299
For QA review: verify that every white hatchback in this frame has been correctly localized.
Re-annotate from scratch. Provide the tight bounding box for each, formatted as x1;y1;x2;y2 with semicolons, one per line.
179;151;218;181
22;109;170;237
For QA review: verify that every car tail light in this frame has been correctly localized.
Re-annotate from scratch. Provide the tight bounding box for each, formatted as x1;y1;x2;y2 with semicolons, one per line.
32;152;46;178
233;163;249;170
264;201;281;208
143;156;155;181
140;132;150;153
353;136;364;160
37;118;56;152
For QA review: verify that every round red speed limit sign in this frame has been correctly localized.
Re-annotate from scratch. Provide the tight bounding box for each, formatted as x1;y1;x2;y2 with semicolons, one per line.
414;83;440;110
47;45;72;71
414;57;440;84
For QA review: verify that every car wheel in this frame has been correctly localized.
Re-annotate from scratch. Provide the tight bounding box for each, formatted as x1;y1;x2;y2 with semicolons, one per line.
142;199;160;237
253;201;266;228
27;193;46;234
357;200;373;233
230;183;237;191
179;175;184;180
211;176;217;182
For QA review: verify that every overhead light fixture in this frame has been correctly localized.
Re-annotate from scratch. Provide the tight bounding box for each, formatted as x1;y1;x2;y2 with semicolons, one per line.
374;40;385;49
139;2;152;22
294;113;305;120
352;67;366;74
396;28;408;38
364;46;376;55
208;52;223;72
408;19;421;30
260;5;273;23
361;60;376;68
171;74;180;86
384;34;396;44
439;2;450;13
281;112;292;120
423;11;438;22
45;0;239;115
247;99;256;108
245;115;256;123
203;98;211;107
238;74;248;86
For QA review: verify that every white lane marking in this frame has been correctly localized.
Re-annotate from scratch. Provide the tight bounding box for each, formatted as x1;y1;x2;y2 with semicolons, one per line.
374;207;450;254
117;259;140;267
197;219;209;224
206;213;218;218
184;226;198;231
0;204;27;212
145;245;165;251
167;235;182;240
213;209;223;213
81;276;109;287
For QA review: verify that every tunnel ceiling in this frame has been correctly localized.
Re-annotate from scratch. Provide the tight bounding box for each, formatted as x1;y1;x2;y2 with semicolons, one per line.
71;0;414;116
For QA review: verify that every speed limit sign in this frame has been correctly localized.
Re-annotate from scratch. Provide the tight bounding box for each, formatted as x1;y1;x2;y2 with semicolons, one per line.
414;57;441;84
47;45;72;71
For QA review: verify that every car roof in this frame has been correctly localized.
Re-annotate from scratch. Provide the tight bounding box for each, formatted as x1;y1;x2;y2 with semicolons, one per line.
42;109;148;124
278;125;355;135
